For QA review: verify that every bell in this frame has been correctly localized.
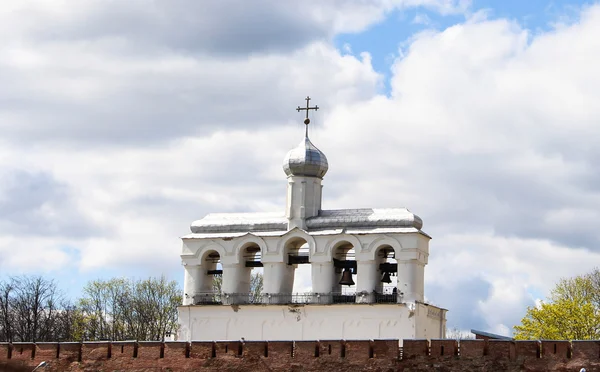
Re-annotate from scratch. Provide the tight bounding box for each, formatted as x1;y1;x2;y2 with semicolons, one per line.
381;272;392;284
339;268;355;286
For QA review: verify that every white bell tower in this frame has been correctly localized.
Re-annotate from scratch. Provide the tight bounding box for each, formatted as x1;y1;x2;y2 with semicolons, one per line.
178;96;446;343
282;96;328;230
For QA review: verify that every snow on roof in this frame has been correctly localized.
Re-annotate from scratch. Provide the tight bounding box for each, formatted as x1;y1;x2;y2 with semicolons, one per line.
187;208;424;237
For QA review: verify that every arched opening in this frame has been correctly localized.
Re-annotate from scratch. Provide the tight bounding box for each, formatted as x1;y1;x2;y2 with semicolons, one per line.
375;245;398;303
333;242;357;303
241;243;263;303
197;250;221;304
284;237;311;302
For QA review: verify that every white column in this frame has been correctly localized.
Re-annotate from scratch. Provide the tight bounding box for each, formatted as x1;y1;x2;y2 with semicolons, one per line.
375;256;386;294
262;262;295;303
355;260;378;303
238;266;252;303
182;264;202;305
222;263;244;304
311;262;334;304
397;260;425;303
283;265;296;293
332;269;342;294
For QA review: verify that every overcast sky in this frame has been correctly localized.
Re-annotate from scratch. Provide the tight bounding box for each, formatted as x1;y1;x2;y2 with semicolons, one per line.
2;0;600;336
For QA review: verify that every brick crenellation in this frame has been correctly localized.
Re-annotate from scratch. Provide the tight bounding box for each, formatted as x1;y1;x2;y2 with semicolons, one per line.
1;339;599;371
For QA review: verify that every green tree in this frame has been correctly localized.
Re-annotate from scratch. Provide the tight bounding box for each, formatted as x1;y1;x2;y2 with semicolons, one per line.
78;276;181;341
514;269;600;340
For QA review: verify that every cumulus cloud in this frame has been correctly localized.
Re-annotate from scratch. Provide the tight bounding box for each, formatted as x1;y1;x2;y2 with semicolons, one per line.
2;0;600;336
0;0;468;145
0;0;467;55
0;169;99;237
0;42;379;145
316;5;600;333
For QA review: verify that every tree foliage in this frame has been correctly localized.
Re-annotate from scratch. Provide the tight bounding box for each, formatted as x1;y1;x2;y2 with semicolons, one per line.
0;275;181;342
0;276;72;342
514;269;600;340
77;276;181;341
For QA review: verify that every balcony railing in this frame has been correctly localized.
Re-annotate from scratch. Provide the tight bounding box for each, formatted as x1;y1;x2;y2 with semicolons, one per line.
191;291;401;305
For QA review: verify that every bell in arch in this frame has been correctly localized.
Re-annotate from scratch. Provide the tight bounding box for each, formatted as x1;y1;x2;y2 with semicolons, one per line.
381;272;392;284
339;268;355;286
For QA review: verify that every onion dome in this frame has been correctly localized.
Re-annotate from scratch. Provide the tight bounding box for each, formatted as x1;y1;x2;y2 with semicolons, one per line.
283;135;329;179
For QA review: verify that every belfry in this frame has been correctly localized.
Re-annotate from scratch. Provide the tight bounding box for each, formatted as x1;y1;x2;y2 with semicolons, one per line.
178;97;447;341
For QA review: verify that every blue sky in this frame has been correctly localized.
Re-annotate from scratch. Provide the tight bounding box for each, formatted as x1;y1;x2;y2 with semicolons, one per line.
336;0;586;94
2;0;600;337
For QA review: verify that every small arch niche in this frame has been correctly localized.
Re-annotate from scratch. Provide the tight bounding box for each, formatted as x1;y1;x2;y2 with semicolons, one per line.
242;244;263;303
284;237;311;299
200;250;222;304
333;242;357;303
375;245;398;303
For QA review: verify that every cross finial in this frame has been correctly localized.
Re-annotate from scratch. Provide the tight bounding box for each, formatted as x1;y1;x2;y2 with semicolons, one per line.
296;96;319;137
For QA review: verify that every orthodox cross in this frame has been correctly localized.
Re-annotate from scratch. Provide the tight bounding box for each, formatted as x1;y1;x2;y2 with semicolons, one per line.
296;96;319;136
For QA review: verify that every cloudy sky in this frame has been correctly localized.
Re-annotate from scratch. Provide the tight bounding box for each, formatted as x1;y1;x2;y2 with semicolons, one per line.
2;0;600;336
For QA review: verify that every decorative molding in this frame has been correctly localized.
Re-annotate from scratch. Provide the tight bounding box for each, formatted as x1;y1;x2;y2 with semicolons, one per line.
323;234;363;258
233;234;268;262
366;235;403;259
275;228;317;259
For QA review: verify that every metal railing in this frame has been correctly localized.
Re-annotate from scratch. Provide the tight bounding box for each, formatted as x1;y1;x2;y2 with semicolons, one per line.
191;291;401;305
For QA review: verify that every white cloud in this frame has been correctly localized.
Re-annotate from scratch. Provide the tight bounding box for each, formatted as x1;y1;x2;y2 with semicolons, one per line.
412;13;433;25
309;4;600;333
2;0;600;336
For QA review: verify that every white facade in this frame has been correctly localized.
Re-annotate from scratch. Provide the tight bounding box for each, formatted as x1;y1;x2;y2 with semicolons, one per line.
178;303;446;341
177;104;447;341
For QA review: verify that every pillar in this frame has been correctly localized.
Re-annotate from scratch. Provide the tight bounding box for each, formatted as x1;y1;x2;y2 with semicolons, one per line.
183;264;215;305
182;264;201;305
332;268;342;294
311;262;334;304
262;262;295;304
355;260;378;303
397;260;424;302
238;266;252;303
222;263;245;304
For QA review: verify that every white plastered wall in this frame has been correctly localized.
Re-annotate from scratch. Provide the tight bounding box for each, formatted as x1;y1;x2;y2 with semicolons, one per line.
178;304;418;341
177;303;447;341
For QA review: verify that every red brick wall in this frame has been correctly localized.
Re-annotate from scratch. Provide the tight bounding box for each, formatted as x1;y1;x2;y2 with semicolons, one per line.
572;340;600;359
8;343;34;362
190;341;213;359
402;339;429;359
0;343;10;360
58;343;80;363
318;340;344;359
430;339;458;358
459;339;486;358
487;340;515;360
343;340;370;361
294;340;318;359
542;340;571;359
371;339;398;359
33;343;58;363
2;339;600;371
515;340;540;359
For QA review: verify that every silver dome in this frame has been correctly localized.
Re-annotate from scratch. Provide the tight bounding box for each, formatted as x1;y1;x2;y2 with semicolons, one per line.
283;136;329;178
